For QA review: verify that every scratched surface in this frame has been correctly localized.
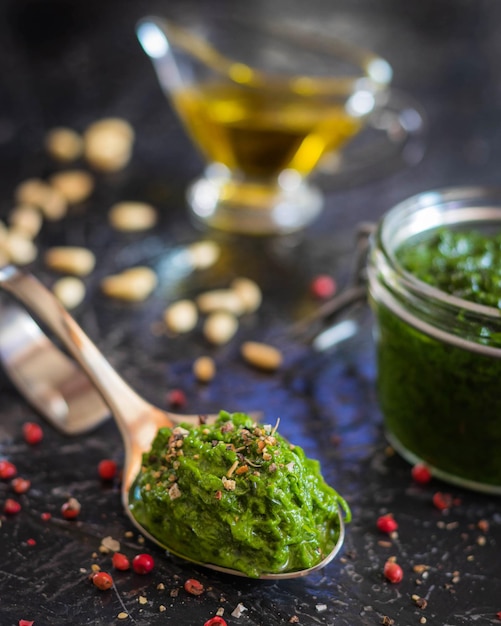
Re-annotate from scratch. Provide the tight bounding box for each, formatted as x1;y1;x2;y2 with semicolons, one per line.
1;1;501;625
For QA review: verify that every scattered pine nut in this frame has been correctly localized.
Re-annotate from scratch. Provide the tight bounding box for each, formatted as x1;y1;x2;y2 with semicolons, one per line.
186;240;220;269
193;356;216;383
241;341;283;371
44;246;96;276
108;201;157;232
49;170;94;204
9;205;43;239
52;276;86;309
100;266;157;301
164;299;198;334
4;231;38;265
203;311;238;345
14;178;67;220
84;117;135;172
45;127;83;162
231;277;262;314
196;289;245;316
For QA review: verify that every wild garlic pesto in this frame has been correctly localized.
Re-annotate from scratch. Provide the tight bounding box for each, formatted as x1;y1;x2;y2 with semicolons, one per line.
370;223;501;490
397;228;501;308
130;411;350;578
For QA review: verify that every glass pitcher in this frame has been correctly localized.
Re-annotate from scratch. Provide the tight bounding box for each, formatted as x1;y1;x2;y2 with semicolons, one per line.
137;15;392;235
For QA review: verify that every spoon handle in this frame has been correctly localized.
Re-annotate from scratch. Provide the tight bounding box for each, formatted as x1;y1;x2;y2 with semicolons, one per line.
0;266;150;437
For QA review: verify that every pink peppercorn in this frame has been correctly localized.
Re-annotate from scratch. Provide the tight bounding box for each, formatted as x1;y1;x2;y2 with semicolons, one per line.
383;559;403;583
411;463;432;485
98;459;117;481
22;422;43;445
310;274;337;299
204;618;227;626
19;620;34;626
61;497;81;519
112;552;130;571
432;491;454;511
132;553;154;574
377;514;398;534
41;512;52;521
184;578;205;595
11;477;31;494
167;388;187;409
92;571;113;591
4;498;21;515
0;460;17;480
26;538;36;547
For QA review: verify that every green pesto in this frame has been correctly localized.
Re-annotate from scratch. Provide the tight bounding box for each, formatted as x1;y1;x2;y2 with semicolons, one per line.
130;411;350;578
397;228;501;307
375;228;501;487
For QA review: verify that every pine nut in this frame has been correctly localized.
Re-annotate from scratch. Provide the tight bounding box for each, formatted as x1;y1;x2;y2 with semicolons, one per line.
44;246;96;276
84;118;135;172
45;127;83;162
108;201;157;232
164;299;198;334
240;341;283;371
49;170;94;204
15;178;67;220
193;356;216;383
231;277;262;314
4;231;38;265
186;241;220;269
52;276;86;309
196;289;245;316
100;266;157;301
203;311;238;345
9;205;43;239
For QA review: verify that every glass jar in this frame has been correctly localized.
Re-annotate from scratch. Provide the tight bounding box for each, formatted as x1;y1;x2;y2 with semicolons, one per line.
367;187;501;493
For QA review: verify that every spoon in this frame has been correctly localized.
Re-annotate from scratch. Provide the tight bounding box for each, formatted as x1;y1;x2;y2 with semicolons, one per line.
0;265;345;579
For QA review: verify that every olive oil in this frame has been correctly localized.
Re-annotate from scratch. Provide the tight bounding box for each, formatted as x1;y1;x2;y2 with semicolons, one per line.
172;82;363;179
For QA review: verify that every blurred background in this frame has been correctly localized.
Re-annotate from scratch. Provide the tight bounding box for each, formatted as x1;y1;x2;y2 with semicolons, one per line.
1;0;500;236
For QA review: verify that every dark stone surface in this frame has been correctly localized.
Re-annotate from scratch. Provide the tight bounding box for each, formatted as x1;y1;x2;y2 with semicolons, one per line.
1;1;501;624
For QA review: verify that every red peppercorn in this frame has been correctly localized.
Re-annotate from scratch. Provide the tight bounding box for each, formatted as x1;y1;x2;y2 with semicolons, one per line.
376;514;398;534
310;274;337;299
0;460;17;480
11;477;31;494
167;388;187;409
98;459;117;481
383;559;403;583
411;463;432;485
92;571;114;590
204;618;227;626
26;538;36;546
61;497;81;519
19;620;35;626
22;422;43;445
112;552;130;571
4;498;21;515
132;553;154;574
40;512;52;521
432;491;454;511
184;578;205;595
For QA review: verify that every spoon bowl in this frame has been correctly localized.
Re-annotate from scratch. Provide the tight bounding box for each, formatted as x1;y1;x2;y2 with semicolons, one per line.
0;265;345;579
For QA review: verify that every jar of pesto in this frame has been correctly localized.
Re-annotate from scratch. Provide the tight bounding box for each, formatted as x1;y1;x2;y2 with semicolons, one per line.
367;187;501;493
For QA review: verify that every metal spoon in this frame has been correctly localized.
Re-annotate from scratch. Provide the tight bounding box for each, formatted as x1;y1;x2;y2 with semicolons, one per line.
0;265;345;579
